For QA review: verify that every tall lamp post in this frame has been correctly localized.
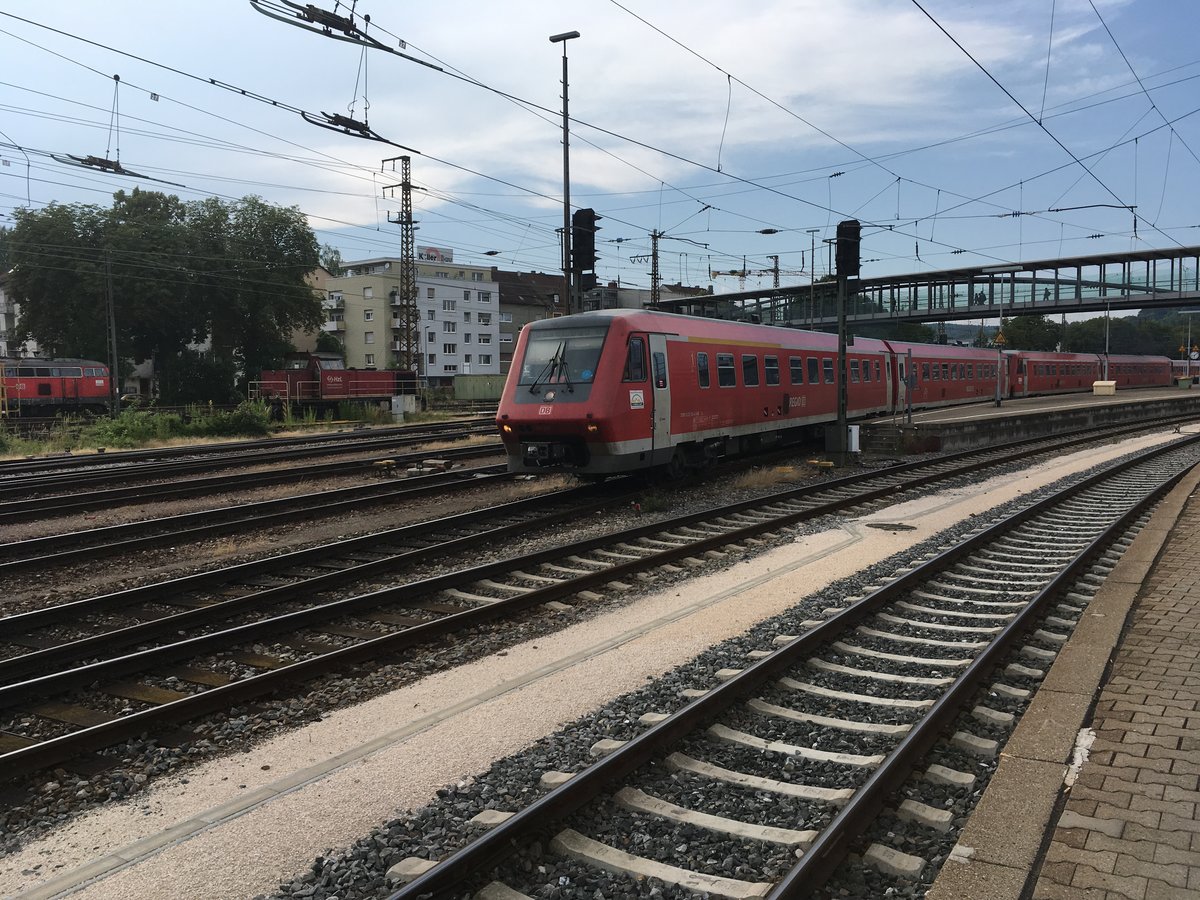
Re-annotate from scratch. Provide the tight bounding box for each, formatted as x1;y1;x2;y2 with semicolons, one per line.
549;30;580;316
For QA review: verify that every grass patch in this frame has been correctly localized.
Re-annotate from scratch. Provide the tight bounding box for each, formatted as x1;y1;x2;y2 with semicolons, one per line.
729;464;808;490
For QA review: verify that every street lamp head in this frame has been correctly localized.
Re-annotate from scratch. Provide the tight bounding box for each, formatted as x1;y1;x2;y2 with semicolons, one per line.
549;30;581;43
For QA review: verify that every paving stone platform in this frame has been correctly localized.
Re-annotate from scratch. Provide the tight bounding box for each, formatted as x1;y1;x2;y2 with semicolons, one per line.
928;463;1200;900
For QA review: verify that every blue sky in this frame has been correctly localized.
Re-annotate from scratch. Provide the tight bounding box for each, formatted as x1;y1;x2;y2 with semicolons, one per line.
1;0;1197;297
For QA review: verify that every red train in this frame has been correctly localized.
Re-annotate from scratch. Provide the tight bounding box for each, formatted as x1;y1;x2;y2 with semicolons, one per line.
252;353;416;408
0;357;112;415
495;310;1173;476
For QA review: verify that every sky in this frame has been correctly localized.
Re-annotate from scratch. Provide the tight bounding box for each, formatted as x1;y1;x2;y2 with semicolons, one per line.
1;0;1198;300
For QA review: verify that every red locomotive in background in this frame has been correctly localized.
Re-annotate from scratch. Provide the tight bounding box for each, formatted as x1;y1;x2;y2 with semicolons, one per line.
252;352;416;409
496;309;1173;477
0;357;112;415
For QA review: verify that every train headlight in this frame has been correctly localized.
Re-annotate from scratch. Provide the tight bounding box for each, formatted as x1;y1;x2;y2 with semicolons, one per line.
501;424;514;434
586;423;599;433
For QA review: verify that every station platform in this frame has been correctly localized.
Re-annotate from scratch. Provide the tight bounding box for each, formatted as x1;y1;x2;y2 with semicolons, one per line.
860;385;1200;455
927;461;1200;900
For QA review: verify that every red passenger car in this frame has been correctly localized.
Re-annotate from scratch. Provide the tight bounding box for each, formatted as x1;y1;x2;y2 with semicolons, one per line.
0;357;111;415
495;310;1174;477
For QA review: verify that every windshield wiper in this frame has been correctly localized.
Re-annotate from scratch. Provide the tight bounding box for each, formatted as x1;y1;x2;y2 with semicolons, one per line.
527;342;564;393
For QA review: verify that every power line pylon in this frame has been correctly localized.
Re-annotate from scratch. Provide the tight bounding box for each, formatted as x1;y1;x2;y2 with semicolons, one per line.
383;155;420;376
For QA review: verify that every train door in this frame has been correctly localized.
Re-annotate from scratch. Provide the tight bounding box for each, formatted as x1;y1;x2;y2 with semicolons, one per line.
61;373;78;404
648;334;671;456
892;353;905;414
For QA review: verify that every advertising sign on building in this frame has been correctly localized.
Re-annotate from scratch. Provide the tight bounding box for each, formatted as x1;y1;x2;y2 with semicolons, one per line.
418;246;454;263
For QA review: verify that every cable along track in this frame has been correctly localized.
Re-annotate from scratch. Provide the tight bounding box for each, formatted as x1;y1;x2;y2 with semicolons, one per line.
388;436;1200;899
0;427;1190;785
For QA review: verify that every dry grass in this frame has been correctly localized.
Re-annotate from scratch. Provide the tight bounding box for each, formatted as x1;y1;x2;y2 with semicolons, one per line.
420;432;502;452
729;464;808;490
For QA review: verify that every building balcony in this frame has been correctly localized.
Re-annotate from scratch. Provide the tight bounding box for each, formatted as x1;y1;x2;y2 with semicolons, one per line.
320;320;346;333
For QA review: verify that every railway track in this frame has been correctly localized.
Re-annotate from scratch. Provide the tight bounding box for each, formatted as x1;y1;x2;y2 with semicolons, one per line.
387;435;1200;899
0;450;508;574
0;438;505;522
0;417;494;488
0;423;1192;791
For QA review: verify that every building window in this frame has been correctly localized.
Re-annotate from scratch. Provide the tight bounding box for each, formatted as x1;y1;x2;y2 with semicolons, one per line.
480;354;492;365
427;287;435;298
464;333;472;343
478;334;491;344
328;310;344;322
443;298;457;311
364;353;375;366
427;330;436;342
443;343;457;354
428;353;436;363
463;290;471;302
472;272;483;282
479;313;492;325
477;291;492;302
500;312;512;323
364;309;374;321
426;309;435;320
436;271;448;278
500;333;513;344
464;354;472;363
445;364;458;372
443;321;456;333
463;311;472;322
364;331;375;344
363;287;373;299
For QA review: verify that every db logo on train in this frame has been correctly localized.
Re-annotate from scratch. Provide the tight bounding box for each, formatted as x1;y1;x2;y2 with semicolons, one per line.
539;405;553;415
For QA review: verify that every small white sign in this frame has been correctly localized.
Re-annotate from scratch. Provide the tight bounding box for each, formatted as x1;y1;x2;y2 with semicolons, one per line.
629;390;645;409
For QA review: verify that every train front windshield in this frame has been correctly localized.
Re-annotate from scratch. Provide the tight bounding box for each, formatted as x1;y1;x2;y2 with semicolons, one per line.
517;325;608;387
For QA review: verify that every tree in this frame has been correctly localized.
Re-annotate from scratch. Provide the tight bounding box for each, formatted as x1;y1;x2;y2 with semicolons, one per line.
320;243;343;277
7;190;321;395
999;314;1060;351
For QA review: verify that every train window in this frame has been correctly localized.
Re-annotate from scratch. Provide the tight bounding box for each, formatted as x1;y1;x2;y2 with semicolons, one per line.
862;360;871;383
717;353;736;387
967;364;974;379
764;356;780;386
3;367;14;377
941;363;949;380
822;358;835;384
697;352;710;388
623;337;647;382
38;384;52;395
874;360;881;381
652;352;667;389
741;355;760;387
808;357;819;384
60;367;82;377
789;357;804;385
850;360;860;383
899;362;906;385
930;364;939;381
922;362;931;381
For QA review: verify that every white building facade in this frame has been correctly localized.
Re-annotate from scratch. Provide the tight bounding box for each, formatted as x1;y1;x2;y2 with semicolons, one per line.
320;252;502;384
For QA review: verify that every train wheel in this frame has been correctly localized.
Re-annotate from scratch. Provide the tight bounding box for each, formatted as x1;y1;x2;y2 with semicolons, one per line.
665;450;687;480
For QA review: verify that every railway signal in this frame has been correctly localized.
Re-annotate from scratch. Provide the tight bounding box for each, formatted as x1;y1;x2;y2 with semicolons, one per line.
571;208;601;293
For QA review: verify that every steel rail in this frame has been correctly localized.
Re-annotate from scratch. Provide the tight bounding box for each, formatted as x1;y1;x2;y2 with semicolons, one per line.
0;486;629;682
390;435;1200;898
0;457;508;573
0;427;1188;782
0;422;496;495
0;439;504;520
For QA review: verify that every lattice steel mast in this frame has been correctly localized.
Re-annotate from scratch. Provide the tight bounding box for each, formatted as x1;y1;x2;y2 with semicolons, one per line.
384;155;420;374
